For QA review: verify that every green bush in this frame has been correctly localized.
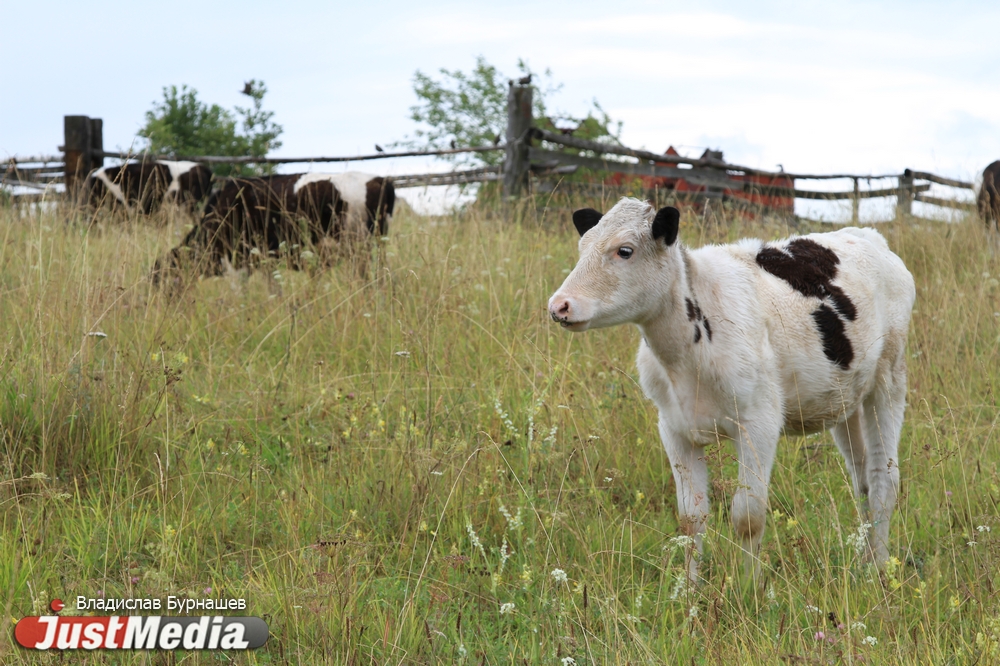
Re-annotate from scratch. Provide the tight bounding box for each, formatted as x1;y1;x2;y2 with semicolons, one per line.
137;80;283;176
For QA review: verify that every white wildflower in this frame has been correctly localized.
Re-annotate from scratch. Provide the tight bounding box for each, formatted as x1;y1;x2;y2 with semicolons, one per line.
688;605;698;618
561;658;576;666
493;395;517;438
978;525;991;533
551;568;568;584
666;534;695;551
668;573;689;600
846;522;872;557
499;602;516;615
851;621;867;632
498;535;513;573
498;504;522;529
806;605;821;613
466;521;486;559
863;635;878;646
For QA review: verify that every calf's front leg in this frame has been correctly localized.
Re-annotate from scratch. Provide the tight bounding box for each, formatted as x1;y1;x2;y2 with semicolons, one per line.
731;418;780;583
661;418;709;585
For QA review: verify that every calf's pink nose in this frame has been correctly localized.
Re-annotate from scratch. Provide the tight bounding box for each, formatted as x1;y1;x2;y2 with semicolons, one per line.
549;297;571;321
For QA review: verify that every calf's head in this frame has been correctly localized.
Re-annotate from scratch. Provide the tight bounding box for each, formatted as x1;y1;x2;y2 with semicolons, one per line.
548;198;680;331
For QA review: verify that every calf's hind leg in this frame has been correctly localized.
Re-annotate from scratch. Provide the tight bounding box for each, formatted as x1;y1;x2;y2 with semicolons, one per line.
832;408;868;508
863;357;907;567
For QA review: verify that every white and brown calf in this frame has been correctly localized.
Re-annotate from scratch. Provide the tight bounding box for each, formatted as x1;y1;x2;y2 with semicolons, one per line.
151;171;394;286
548;197;915;582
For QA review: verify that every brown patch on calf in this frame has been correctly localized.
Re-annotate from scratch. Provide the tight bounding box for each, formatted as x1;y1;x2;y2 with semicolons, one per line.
811;303;853;369
685;297;711;343
756;237;857;369
685;297;698;321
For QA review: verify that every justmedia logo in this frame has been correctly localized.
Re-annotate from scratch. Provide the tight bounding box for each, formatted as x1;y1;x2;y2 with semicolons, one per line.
15;611;269;651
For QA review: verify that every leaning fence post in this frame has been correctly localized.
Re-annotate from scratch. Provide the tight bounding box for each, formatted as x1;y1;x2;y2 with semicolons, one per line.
503;82;533;198
63;115;93;202
897;170;914;218
851;177;859;224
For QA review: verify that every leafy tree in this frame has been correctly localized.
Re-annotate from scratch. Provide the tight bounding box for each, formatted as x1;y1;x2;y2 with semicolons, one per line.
399;56;622;168
138;81;282;176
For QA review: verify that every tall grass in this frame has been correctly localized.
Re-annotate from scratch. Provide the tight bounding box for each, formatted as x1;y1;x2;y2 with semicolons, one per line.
0;195;998;664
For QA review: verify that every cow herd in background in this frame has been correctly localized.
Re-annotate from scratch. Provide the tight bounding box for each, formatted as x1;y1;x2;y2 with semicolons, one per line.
84;160;395;288
85;158;1000;291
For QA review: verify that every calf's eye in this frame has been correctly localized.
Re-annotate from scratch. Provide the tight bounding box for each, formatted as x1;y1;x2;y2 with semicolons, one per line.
617;247;633;259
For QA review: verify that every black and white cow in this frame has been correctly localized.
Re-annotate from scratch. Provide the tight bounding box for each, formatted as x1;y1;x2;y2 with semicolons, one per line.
151;171;394;285
87;160;213;213
978;161;1000;243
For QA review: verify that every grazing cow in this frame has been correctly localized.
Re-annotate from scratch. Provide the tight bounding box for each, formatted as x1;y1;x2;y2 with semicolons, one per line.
151;171;394;285
548;198;915;583
87;160;213;213
979;161;1000;248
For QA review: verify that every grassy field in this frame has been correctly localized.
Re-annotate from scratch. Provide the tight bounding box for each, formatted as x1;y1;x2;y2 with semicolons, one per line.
0;194;998;664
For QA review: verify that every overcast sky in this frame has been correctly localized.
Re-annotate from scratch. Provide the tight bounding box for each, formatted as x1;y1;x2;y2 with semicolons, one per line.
3;1;998;218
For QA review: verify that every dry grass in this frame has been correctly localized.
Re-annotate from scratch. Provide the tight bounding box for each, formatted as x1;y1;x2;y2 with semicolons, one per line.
0;194;998;664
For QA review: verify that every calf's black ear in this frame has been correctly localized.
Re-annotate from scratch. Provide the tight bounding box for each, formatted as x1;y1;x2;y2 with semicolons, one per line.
651;206;680;245
572;208;603;237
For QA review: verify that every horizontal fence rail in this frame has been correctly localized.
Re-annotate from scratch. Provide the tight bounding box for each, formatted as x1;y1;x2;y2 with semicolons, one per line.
529;146;738;188
90;145;504;165
391;166;502;188
1;106;986;222
743;183;931;200
4;155;64;164
914;193;977;211
904;169;974;190
529;128;908;182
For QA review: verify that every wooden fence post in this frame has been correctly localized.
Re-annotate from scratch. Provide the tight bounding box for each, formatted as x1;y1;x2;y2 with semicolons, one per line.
503;83;533;198
63;115;93;201
90;117;104;171
897;170;914;218
852;177;859;224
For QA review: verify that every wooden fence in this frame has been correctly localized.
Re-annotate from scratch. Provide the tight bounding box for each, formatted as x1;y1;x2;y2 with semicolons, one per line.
1;87;981;219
